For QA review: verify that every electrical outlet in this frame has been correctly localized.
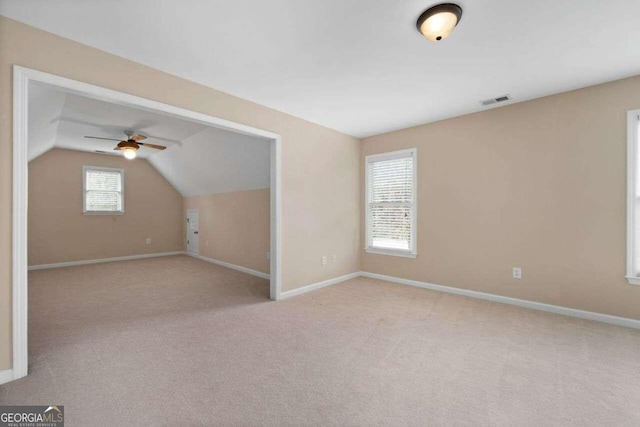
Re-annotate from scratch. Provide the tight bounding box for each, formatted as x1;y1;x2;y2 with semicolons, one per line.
512;267;522;279
321;256;327;266
332;254;337;263
266;251;270;260
146;238;151;245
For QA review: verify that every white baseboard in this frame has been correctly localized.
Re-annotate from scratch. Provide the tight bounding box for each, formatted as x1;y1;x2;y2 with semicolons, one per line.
361;272;640;330
279;272;361;300
189;253;270;280
28;251;186;271
0;369;14;385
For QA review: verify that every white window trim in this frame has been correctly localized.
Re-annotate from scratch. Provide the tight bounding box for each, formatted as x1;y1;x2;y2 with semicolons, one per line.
82;165;125;215
627;110;640;285
365;148;417;258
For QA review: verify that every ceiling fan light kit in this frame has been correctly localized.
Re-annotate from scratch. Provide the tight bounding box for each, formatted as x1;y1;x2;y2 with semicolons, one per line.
84;132;166;159
123;148;137;159
416;3;463;42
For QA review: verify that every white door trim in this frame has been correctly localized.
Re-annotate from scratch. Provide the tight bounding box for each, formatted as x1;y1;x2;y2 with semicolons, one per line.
11;65;283;383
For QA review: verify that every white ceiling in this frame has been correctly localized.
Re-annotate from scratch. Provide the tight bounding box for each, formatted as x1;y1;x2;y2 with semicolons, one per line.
4;0;640;138
28;83;270;196
148;127;270;197
28;83;207;161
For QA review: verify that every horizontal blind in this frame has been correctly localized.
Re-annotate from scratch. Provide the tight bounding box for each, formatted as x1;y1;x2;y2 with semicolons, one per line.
368;154;414;251
85;169;122;212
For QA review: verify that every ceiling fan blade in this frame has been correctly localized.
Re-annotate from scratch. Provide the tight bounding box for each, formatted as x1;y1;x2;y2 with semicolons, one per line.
130;134;147;141
85;136;122;141
138;142;166;150
113;147;123;151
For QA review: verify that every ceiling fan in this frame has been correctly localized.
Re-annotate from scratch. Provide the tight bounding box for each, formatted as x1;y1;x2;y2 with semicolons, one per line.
84;132;166;159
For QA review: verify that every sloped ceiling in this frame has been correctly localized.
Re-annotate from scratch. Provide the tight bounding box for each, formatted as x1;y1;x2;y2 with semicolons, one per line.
148;127;270;197
28;83;270;196
28;83;67;160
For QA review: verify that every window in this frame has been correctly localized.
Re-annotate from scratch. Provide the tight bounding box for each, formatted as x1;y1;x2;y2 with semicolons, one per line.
83;166;124;214
365;148;417;258
627;111;640;284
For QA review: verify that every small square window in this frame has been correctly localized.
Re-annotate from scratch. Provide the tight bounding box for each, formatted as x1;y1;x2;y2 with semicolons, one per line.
83;166;124;214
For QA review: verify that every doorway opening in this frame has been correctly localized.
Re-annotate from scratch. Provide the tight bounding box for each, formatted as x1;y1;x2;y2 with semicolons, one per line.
11;65;282;383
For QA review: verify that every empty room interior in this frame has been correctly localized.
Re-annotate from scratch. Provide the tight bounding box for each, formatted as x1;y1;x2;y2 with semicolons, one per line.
0;1;639;425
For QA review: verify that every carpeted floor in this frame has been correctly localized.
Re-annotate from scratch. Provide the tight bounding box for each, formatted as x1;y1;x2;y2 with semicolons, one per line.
1;255;639;425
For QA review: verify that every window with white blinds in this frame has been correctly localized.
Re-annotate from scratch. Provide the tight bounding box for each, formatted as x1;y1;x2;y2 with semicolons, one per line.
365;148;417;257
83;166;124;214
627;112;640;285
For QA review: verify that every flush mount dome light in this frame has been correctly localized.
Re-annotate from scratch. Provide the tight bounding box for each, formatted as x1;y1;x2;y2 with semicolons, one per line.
416;3;463;42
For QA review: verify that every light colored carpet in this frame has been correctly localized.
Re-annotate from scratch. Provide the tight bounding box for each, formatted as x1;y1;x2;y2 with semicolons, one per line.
1;255;639;426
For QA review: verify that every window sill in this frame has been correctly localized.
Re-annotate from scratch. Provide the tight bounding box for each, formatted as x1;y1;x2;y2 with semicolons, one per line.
626;276;640;285
83;211;125;216
365;247;416;258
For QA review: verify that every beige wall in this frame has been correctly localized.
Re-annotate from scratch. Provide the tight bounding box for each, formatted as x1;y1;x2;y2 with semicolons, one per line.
184;189;270;274
6;13;639;375
28;149;183;265
363;75;640;320
0;17;361;370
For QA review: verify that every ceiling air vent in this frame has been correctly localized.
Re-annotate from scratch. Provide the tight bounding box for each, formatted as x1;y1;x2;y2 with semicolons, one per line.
480;95;511;107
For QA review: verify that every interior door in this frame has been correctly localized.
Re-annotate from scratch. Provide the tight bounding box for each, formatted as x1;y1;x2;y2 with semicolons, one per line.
186;209;199;255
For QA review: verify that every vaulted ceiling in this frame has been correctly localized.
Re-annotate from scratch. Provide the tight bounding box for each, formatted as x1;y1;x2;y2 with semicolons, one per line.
28;83;270;196
3;0;640;138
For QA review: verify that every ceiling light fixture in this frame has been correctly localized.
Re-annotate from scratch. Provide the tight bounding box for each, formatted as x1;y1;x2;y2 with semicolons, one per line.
123;148;137;160
416;3;463;42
